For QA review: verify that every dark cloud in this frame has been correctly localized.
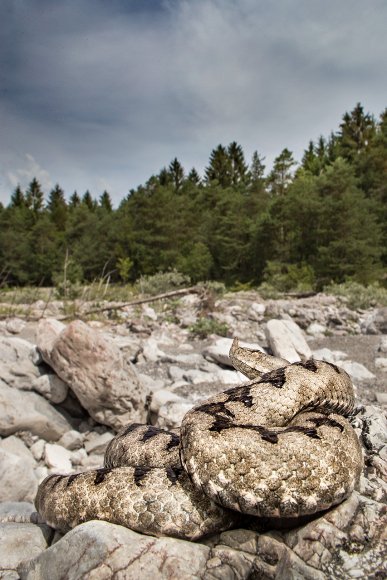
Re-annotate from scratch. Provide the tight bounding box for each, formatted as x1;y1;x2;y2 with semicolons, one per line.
0;0;386;204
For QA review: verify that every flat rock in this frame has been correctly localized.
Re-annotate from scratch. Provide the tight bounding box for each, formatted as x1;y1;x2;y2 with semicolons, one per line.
57;430;83;450
84;431;114;455
265;319;312;362
339;360;376;382
0;523;52;572
37;320;147;430
0;381;72;440
0;502;39;524
312;348;348;363
44;444;72;472
18;520;210;579
0;448;38;502
0;436;36;466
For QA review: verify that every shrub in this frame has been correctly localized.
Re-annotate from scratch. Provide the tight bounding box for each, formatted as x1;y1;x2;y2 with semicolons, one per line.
189;317;229;339
135;270;190;296
261;261;315;293
324;281;387;310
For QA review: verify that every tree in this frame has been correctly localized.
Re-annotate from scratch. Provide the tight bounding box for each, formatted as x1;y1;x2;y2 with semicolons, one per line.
168;158;185;192
338;103;376;162
9;185;26;208
188;168;201;185
82;190;97;211
268;149;296;195
69;191;81;208
47;184;67;229
205;145;232;187
228;142;249;185
250;151;265;182
99;191;113;212
25;178;44;213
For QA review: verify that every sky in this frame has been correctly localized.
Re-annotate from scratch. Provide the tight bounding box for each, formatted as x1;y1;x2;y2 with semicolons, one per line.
0;0;386;206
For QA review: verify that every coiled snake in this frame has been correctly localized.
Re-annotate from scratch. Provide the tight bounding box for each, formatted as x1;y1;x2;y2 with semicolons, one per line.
35;339;363;540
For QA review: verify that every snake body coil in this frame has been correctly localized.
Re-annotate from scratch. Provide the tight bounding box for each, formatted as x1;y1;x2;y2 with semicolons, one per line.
35;339;363;540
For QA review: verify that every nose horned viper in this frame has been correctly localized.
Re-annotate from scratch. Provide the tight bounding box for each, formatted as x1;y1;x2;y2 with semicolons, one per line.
35;338;363;540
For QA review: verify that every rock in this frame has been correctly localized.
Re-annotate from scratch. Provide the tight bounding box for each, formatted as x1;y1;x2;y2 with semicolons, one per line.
18;520;210;579
30;440;46;462
339;360;376;382
31;374;68;404
378;336;387;353
0;448;38;502
69;448;88;466
157;400;193;430
5;318;26;335
247;302;266;320
34;467;49;484
38;320;147;430
142;305;158;321
142;337;167;362
0;336;40;390
35;318;66;361
0;523;52;572
0;381;72;440
361;405;387;452
361;307;387;334
57;430;83;450
0;436;36;466
265;319;312;362
137;373;165;392
375;392;387;406
312;348;348;363
84;432;114;455
44;444;72;472
306;322;327;337
149;389;185;414
375;357;387;371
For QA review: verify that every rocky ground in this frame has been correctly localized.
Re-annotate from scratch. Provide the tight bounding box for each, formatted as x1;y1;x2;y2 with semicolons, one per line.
0;290;386;579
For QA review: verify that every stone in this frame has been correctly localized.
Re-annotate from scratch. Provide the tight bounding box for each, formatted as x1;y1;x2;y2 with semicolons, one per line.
31;373;68;404
375;392;387;406
149;389;185;414
0;381;72;440
377;336;387;353
69;448;88;466
30;440;46;462
0;336;40;390
5;318;26;335
18;520;210;579
0;448;38;502
361;405;387;452
0;436;36;466
306;322;327;337
142;337;167;362
312;348;348;363
157;400;193;430
37;320;147;430
44;444;72;472
84;431;114;455
375;357;387;371
142;305;158;321
0;502;40;524
35;318;66;362
265;319;312;362
339;360;376;382
247;302;266;320
57;430;83;450
361;307;387;335
0;523;52;572
34;467;49;484
137;373;165;392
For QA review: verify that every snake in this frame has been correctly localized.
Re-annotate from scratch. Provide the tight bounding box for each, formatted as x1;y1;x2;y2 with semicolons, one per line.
35;338;363;541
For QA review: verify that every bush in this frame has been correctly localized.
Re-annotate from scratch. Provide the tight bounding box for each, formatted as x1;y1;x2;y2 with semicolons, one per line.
189;317;229;339
324;281;387;310
135;269;190;296
261;261;315;293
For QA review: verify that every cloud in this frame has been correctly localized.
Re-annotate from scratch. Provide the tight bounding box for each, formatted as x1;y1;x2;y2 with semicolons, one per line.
0;0;386;204
6;154;53;192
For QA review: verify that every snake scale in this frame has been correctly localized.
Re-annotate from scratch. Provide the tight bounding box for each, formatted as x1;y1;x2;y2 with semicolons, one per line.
35;338;363;540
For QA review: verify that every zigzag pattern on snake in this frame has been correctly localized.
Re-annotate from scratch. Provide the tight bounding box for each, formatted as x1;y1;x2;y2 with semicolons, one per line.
35;338;363;540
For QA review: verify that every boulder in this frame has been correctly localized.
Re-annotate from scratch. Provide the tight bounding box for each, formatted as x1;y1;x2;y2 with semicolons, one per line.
0;448;38;502
339;360;376;382
265;319;312;362
18;520;210;579
44;444;72;473
375;357;387;372
0;523;52;573
37;320;147;430
31;374;68;404
202;337;265;368
35;319;66;362
0;502;39;524
361;307;387;334
312;348;348;363
0;436;36;467
57;430;83;451
0;336;40;390
0;380;72;440
84;431;114;455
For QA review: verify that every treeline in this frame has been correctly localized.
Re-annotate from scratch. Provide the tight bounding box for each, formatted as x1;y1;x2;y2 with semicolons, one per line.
0;103;386;290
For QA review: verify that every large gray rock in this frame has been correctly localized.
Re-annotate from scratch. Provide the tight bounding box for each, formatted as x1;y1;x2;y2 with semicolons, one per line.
35;319;66;362
202;337;265;368
37;320;147;430
0;523;52;573
361;307;387;334
0;381;72;441
0;436;36;466
265;319;312;362
339;360;376;382
31;374;68;404
0;448;38;502
0;336;40;390
18;520;210;579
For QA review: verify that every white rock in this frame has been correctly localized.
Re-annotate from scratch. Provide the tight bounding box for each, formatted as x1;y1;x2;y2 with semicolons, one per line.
247;302;266;320
37;320;147;430
70;448;88;466
0;381;72;440
375;357;387;371
215;368;241;385
265;319;311;362
57;430;84;450
340;361;376;382
31;373;68;403
30;439;46;461
0;336;40;390
312;348;348;363
44;443;72;472
0;448;38;502
306;322;327;337
0;522;51;571
203;337;265;368
5;318;26;334
0;435;36;466
34;466;49;484
35;318;66;361
168;365;185;381
378;336;387;353
0;502;38;524
84;432;114;455
142;337;167;362
150;389;184;413
142;305;158;321
157;401;193;429
137;373;165;392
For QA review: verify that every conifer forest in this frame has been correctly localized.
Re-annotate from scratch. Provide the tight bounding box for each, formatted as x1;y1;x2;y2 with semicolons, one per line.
1;104;386;292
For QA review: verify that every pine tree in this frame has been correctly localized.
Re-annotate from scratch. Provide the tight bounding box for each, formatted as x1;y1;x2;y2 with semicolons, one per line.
228;142;249;185
47;184;67;229
268;149;296;195
99;191;113;212
168;158;185;192
338;103;376;161
25;178;44;213
205;145;232;187
188;168;201;185
250;151;266;182
82;190;96;210
9;185;26;208
69;191;81;208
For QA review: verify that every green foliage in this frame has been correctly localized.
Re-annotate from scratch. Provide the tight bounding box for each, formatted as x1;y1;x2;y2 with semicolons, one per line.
117;257;133;283
189;317;229;339
324;281;387;310
262;261;315;292
136;270;190;296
